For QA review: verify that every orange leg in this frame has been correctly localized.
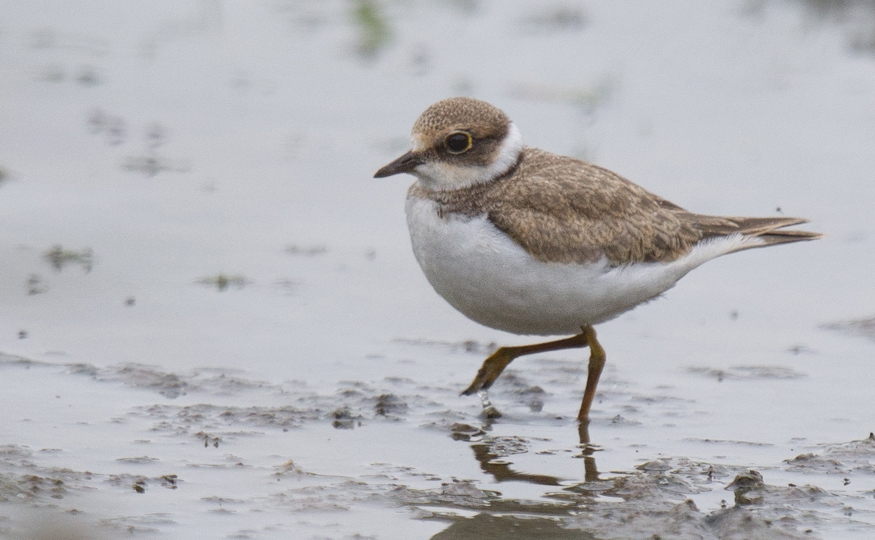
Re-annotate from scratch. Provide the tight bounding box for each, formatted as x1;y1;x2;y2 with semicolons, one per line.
577;325;606;423
462;325;607;422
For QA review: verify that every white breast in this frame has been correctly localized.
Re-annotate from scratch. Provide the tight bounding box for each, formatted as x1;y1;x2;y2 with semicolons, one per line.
405;195;762;336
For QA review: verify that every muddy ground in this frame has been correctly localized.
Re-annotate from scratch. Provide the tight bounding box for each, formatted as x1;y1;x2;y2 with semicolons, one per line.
2;0;874;538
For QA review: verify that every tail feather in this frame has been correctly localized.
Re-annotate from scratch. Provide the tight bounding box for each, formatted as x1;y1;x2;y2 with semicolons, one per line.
687;214;823;253
755;228;824;247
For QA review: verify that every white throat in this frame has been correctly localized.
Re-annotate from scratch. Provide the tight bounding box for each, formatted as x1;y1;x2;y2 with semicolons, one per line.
412;123;523;191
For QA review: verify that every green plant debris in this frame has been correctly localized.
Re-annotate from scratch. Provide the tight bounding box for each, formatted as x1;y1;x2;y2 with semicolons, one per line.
196;274;249;291
27;274;47;295
44;245;93;273
351;0;391;57
285;244;328;256
76;65;101;86
823;315;875;341
521;5;587;32
123;155;189;177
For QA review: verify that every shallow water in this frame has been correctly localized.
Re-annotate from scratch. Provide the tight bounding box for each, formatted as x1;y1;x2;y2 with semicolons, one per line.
1;1;874;538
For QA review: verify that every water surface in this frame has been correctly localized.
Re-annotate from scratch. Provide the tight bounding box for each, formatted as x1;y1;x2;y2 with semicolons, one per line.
1;1;874;538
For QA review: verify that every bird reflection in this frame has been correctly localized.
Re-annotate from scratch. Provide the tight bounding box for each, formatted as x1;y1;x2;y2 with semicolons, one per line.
470;442;562;486
466;420;600;485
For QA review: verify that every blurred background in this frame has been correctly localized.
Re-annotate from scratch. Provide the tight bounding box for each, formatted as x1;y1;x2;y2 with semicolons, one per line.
1;1;874;538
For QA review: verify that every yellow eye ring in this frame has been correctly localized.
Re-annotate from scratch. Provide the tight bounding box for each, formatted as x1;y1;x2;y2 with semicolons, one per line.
445;131;473;154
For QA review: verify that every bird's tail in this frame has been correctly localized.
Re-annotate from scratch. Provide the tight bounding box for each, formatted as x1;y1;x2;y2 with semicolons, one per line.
692;215;823;252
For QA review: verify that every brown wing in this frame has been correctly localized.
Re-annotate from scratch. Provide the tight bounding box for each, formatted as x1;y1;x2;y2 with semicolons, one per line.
483;149;820;266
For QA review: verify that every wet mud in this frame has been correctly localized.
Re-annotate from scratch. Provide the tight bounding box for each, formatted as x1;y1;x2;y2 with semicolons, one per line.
2;355;874;538
2;0;874;537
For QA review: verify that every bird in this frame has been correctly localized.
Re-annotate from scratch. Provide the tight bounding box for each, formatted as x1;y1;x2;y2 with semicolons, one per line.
374;97;821;423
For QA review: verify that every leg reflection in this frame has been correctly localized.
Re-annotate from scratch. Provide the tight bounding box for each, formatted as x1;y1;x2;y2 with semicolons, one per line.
577;422;600;482
470;442;561;486
462;421;601;485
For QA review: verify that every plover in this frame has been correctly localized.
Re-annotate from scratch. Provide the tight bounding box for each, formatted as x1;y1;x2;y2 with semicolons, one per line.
374;97;821;423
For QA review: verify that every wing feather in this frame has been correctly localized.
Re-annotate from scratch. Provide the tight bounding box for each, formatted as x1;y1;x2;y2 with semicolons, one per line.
412;148;821;266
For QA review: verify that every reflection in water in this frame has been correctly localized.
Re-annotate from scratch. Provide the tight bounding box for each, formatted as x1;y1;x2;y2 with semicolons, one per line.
432;422;607;539
467;421;601;487
433;425;867;539
577;422;601;483
470;442;562;486
431;512;597;540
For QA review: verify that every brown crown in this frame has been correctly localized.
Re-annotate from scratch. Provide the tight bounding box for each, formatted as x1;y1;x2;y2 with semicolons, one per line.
412;97;510;138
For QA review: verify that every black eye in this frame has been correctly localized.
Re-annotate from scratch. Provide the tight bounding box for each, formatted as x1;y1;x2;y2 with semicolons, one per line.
445;131;473;154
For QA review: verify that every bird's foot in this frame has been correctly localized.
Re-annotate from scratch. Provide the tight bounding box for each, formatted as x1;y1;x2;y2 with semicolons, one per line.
476;389;502;419
461;347;516;396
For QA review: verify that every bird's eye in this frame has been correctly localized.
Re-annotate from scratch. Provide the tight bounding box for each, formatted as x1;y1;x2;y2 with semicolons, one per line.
445;131;473;154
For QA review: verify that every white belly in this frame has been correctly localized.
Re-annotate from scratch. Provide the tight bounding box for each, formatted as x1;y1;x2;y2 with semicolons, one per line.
405;196;757;336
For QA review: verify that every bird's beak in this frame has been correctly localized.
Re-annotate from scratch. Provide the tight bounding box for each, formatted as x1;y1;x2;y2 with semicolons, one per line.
374;151;421;178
